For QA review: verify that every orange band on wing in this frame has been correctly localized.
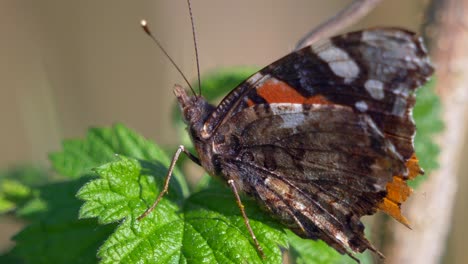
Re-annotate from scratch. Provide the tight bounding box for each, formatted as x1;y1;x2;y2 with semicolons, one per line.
378;197;411;228
406;153;423;179
377;153;423;228
377;176;412;228
256;79;333;105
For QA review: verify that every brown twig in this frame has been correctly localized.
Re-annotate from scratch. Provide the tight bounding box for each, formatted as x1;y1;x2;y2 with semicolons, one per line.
295;0;384;50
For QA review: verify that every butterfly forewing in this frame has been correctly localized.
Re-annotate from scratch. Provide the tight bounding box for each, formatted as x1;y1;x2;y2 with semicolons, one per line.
203;28;433;162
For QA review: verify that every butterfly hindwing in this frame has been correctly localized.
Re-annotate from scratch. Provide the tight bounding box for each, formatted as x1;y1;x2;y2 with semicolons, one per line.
212;103;406;256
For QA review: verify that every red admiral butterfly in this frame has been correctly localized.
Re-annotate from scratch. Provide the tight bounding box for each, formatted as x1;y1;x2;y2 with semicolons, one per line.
138;9;433;263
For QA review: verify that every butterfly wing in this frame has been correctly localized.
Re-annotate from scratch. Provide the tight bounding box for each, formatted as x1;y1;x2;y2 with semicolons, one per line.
212;103;405;256
204;28;433;162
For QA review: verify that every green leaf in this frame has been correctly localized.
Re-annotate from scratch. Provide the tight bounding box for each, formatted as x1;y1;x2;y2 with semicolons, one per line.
78;156;287;263
49;124;189;196
193;66;260;101
287;230;372;264
183;188;287;263
7;178;116;263
0;179;31;213
0;165;49;215
0;198;15;213
411;78;443;187
193;174;222;192
2;125;192;263
15;196;47;219
0;251;23;264
77;157;184;223
0;164;50;186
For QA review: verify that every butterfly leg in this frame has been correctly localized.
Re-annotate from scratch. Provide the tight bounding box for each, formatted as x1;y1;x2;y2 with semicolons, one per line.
227;179;265;259
183;148;201;166
137;145;198;220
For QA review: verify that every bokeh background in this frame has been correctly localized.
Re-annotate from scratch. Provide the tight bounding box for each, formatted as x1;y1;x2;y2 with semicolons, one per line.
0;0;466;263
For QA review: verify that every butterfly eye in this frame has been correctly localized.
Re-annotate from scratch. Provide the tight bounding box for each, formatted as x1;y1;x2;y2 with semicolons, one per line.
183;102;201;122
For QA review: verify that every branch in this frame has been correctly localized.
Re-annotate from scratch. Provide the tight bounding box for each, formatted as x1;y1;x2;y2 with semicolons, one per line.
295;0;383;50
386;0;468;263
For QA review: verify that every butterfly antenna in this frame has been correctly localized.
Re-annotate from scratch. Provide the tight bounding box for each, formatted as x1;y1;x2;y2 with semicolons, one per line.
140;20;197;96
187;0;202;96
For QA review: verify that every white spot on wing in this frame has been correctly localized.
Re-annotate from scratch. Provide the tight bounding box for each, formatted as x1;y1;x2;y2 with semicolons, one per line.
392;97;407;117
393;83;410;97
246;72;264;85
281;114;305;131
312;40;360;82
373;183;386;191
314;42;348;62
329;61;360;83
364;79;385;100
355;101;368;112
270;104;305;132
254;74;274;88
270;104;304;115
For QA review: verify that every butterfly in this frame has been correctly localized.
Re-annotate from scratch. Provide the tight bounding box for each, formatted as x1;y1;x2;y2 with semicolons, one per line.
139;24;434;261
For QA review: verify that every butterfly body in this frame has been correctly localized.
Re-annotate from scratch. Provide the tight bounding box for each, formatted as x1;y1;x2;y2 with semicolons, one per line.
173;27;433;258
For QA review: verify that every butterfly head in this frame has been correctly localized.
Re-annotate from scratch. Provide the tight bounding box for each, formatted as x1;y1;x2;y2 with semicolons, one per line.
174;84;214;130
